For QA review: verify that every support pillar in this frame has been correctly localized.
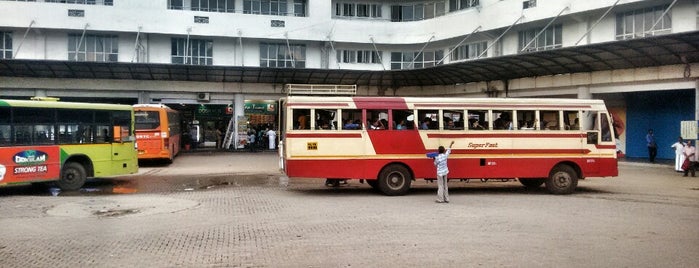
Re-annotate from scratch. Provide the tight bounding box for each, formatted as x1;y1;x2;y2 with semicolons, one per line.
234;94;245;149
577;86;592;99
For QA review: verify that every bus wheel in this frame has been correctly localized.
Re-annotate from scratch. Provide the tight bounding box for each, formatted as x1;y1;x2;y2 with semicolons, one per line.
377;165;412;196
545;165;578;195
57;162;87;191
519;178;545;188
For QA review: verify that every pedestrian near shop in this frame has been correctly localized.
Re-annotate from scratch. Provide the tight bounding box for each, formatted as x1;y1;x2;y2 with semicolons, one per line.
671;137;686;172
683;140;696;177
266;128;277;150
646;129;657;163
434;141;455;203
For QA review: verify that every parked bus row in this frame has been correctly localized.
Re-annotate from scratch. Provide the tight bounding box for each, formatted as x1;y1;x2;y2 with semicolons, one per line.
280;96;618;195
0;99;182;190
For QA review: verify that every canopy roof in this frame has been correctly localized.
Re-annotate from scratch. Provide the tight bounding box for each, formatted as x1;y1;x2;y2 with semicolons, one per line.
1;31;697;87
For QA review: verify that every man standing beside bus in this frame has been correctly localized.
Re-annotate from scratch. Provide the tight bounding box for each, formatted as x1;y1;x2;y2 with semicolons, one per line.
434;141;455;203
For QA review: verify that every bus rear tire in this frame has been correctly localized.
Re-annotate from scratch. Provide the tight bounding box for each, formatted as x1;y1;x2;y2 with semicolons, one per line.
520;178;545;188
57;162;87;191
377;165;412;196
545;165;578;195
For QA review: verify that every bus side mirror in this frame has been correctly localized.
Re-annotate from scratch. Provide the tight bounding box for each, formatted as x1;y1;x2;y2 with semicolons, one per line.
587;131;598;144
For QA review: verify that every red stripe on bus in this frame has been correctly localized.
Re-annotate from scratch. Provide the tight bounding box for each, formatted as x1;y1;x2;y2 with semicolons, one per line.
414;104;592;109
595;144;616;149
286;103;350;107
353;97;409;109
286;133;363;138
428;133;586;138
453;149;591;154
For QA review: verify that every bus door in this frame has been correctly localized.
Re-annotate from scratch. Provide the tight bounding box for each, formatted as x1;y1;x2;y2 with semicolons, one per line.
584;112;615;174
110;114;138;173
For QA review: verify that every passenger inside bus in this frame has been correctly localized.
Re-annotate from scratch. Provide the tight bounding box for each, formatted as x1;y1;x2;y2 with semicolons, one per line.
343;119;360;130
469;119;485;130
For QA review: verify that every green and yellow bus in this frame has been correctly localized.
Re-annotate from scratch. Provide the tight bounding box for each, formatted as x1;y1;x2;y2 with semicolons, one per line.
0;98;139;190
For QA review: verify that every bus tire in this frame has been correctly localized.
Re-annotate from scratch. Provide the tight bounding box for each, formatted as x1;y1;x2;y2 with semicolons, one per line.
545;165;578;195
57;162;87;191
377;165;412;196
519;178;545;188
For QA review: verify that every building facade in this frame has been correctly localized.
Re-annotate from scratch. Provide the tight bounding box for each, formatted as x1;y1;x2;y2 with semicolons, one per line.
0;0;697;158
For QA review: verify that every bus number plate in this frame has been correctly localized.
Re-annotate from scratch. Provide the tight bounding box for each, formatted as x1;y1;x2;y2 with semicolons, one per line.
307;142;318;150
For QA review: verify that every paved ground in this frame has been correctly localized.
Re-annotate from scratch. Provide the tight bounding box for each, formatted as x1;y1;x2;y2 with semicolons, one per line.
0;151;697;268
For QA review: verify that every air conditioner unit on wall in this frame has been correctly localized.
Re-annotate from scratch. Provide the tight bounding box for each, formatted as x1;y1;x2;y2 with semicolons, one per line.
197;92;210;101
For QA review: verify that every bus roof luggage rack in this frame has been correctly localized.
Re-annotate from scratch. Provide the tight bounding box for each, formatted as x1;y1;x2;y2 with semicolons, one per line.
285;84;357;96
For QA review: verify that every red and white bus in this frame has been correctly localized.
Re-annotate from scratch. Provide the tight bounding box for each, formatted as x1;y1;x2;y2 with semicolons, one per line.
134;104;181;162
280;96;618;195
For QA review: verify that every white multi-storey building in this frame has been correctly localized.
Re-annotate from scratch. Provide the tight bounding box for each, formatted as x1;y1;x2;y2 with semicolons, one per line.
0;0;697;158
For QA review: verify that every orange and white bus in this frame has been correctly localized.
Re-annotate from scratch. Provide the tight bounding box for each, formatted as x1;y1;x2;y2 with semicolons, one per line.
280;96;618;195
134;104;181;162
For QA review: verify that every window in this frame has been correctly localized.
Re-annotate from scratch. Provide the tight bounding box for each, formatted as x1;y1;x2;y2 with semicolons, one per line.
391;2;446;21
244;0;287;15
449;0;478;12
171;38;213;65
540;110;560;130
168;0;183;10
518;24;562;52
1;31;11;59
68;34;118;62
493;110;514;130
450;41;486;61
292;109;310;129
335;2;382;19
468;110;487;130
615;5;671;40
337;50;381;64
517;110;537;130
522;0;536;9
417;110;438;130
315;109;337;130
390;50;444;70
260;43;306;68
392;109;414;130
563;111;580;130
189;0;235;13
0;107;9;145
367;109;388;130
341;109;362;130
293;0;306;17
443;110;464;130
44;0;112;5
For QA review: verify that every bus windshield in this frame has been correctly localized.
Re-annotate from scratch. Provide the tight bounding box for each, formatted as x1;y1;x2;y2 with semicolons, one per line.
135;111;161;130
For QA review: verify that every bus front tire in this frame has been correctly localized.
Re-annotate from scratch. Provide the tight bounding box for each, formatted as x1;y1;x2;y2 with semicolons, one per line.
545;165;578;195
519;178;546;188
377;165;412;196
57;162;87;191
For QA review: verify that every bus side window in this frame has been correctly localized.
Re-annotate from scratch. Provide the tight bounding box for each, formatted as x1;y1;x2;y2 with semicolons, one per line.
0;107;10;145
392;109;413;130
517;110;536;130
341;109;362;130
540;110;560;130
417;110;438;130
443;110;463;130
292;109;310;130
468;110;487;130
600;113;612;142
564;111;580;130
